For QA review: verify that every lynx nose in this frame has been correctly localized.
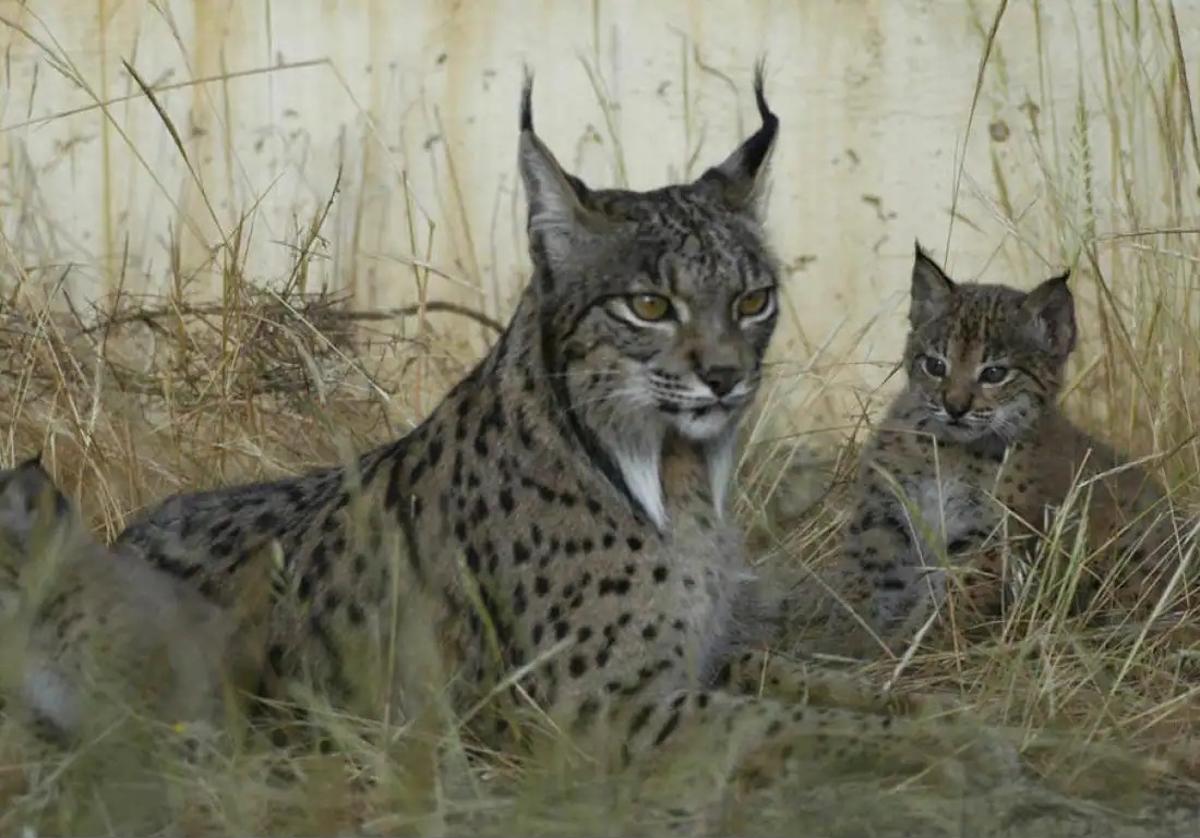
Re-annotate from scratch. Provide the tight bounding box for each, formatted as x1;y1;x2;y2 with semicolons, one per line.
700;366;742;398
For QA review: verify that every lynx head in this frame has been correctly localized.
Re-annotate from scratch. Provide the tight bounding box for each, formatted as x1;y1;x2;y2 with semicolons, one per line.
903;243;1075;445
518;65;780;525
0;454;74;559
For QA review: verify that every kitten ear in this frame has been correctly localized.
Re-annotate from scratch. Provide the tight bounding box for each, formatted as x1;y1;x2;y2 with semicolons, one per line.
909;241;956;326
1021;271;1075;359
695;60;779;215
518;69;603;266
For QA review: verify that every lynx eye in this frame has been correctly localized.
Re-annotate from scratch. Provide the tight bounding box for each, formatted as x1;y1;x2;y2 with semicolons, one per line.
736;288;773;319
922;355;948;378
626;294;673;323
978;365;1010;385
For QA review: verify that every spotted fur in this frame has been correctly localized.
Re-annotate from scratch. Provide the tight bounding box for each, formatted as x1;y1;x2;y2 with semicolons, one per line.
839;244;1190;649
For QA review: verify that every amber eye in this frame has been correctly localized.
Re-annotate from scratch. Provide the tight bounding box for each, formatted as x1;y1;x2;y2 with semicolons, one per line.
978;365;1010;385
736;288;773;319
627;294;673;322
922;355;948;378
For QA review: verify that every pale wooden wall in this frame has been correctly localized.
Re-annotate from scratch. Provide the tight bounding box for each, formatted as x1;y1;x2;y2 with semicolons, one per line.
1;1;1195;425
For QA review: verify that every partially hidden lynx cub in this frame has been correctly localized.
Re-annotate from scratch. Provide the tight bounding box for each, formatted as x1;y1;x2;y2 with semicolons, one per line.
0;456;268;742
113;70;1004;787
839;244;1190;649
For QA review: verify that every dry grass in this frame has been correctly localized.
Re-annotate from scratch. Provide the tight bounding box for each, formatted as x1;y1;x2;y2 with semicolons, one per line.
2;2;1200;835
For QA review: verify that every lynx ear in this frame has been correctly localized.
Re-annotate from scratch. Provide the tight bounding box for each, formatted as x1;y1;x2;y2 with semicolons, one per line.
1022;271;1075;359
695;60;779;215
909;241;956;326
518;69;604;267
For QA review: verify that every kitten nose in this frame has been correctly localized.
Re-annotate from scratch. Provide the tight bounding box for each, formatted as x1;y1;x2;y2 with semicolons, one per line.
700;366;742;398
944;396;972;419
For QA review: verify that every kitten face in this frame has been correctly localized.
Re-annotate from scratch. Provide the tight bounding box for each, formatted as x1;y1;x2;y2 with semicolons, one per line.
902;244;1075;444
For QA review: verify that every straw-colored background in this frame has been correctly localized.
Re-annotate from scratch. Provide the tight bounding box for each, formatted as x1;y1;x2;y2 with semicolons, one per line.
5;1;1191;395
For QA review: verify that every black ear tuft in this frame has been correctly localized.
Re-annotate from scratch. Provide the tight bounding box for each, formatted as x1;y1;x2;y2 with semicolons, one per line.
695;60;779;214
741;57;779;176
753;58;770;113
520;65;534;133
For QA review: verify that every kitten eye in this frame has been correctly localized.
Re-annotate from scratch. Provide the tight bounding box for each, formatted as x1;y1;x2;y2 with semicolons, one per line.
736;288;773;319
922;355;948;378
978;365;1010;385
627;294;673;323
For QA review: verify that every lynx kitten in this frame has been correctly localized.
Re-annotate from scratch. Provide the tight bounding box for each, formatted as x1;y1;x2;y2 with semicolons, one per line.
840;245;1187;648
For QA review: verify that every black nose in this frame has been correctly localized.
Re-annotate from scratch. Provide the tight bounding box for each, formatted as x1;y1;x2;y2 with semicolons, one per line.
700;366;742;398
944;398;971;420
